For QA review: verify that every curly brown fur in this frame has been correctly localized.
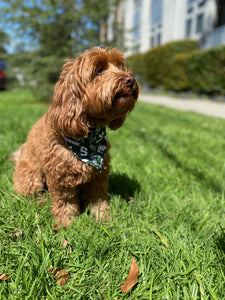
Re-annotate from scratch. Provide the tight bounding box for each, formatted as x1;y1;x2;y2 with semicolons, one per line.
12;48;139;227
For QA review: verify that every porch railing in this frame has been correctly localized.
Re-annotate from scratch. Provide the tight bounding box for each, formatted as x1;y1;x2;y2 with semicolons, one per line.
200;24;225;49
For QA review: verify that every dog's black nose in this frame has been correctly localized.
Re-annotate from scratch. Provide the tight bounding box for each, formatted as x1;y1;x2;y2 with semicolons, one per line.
123;77;135;89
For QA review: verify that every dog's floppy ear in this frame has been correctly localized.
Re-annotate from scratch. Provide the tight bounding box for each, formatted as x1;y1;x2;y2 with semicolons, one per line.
108;116;126;130
47;60;89;139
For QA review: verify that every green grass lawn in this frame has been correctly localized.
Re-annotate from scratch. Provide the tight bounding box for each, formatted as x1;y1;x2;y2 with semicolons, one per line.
0;90;225;299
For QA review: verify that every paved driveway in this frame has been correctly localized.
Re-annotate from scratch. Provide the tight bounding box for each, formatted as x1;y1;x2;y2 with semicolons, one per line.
140;94;225;119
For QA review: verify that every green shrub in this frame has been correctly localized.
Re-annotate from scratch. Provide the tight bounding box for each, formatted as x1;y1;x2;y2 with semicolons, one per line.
163;52;192;91
144;40;198;87
127;40;225;95
165;46;225;94
127;40;198;87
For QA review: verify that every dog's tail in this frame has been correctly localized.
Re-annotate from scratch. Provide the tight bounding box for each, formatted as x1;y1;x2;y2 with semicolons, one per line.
10;143;27;167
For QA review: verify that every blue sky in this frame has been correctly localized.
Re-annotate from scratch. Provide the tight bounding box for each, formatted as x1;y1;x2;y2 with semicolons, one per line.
0;1;19;53
0;0;84;54
0;1;38;54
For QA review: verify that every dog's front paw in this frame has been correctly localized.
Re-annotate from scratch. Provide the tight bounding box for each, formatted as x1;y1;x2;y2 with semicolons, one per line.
90;200;110;223
51;201;80;230
53;223;68;233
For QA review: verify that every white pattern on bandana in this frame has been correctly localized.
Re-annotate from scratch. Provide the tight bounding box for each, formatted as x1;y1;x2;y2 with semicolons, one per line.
64;127;107;172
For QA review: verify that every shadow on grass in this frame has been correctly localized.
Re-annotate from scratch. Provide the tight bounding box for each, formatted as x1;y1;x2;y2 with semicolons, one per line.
216;234;225;253
152;138;224;194
214;229;225;272
109;172;141;201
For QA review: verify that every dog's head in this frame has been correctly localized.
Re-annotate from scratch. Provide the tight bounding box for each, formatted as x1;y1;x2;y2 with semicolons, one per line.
48;48;139;139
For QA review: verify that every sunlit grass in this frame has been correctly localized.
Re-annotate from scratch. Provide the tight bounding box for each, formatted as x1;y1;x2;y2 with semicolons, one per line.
0;89;225;299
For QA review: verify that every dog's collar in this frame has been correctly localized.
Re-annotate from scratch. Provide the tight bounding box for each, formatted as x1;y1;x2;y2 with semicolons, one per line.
63;127;107;172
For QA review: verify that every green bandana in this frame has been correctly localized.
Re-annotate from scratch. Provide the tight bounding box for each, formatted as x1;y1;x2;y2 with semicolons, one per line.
64;127;107;172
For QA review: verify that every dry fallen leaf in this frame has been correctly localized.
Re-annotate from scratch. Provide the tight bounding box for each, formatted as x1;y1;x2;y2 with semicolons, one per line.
61;239;70;248
12;228;23;240
121;257;139;293
0;273;11;281
61;239;73;253
47;267;69;286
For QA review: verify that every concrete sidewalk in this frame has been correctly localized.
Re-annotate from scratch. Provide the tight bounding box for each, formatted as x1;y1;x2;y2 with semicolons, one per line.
139;93;225;119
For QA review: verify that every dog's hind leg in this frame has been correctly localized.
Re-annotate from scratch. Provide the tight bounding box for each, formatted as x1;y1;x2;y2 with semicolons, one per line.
13;160;46;198
10;143;27;167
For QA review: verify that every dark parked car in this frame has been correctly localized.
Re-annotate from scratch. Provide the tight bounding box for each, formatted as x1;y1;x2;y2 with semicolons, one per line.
0;60;6;90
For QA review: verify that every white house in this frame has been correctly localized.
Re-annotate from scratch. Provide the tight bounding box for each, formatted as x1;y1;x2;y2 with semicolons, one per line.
107;0;224;55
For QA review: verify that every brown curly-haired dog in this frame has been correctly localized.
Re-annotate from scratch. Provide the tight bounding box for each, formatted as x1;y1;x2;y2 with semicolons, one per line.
11;48;139;228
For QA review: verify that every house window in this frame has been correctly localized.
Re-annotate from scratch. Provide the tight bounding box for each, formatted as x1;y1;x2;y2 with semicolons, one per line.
187;0;196;4
186;19;192;37
151;36;154;47
150;0;163;48
151;0;163;26
198;0;206;7
187;7;193;13
133;0;142;39
157;33;161;45
196;13;204;33
150;33;161;48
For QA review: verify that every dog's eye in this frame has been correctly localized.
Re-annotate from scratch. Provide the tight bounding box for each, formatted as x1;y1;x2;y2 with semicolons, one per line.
96;67;104;75
117;64;125;70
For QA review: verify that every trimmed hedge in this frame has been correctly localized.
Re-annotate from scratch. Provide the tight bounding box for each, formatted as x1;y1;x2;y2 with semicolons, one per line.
166;47;225;94
126;40;198;87
127;40;225;95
